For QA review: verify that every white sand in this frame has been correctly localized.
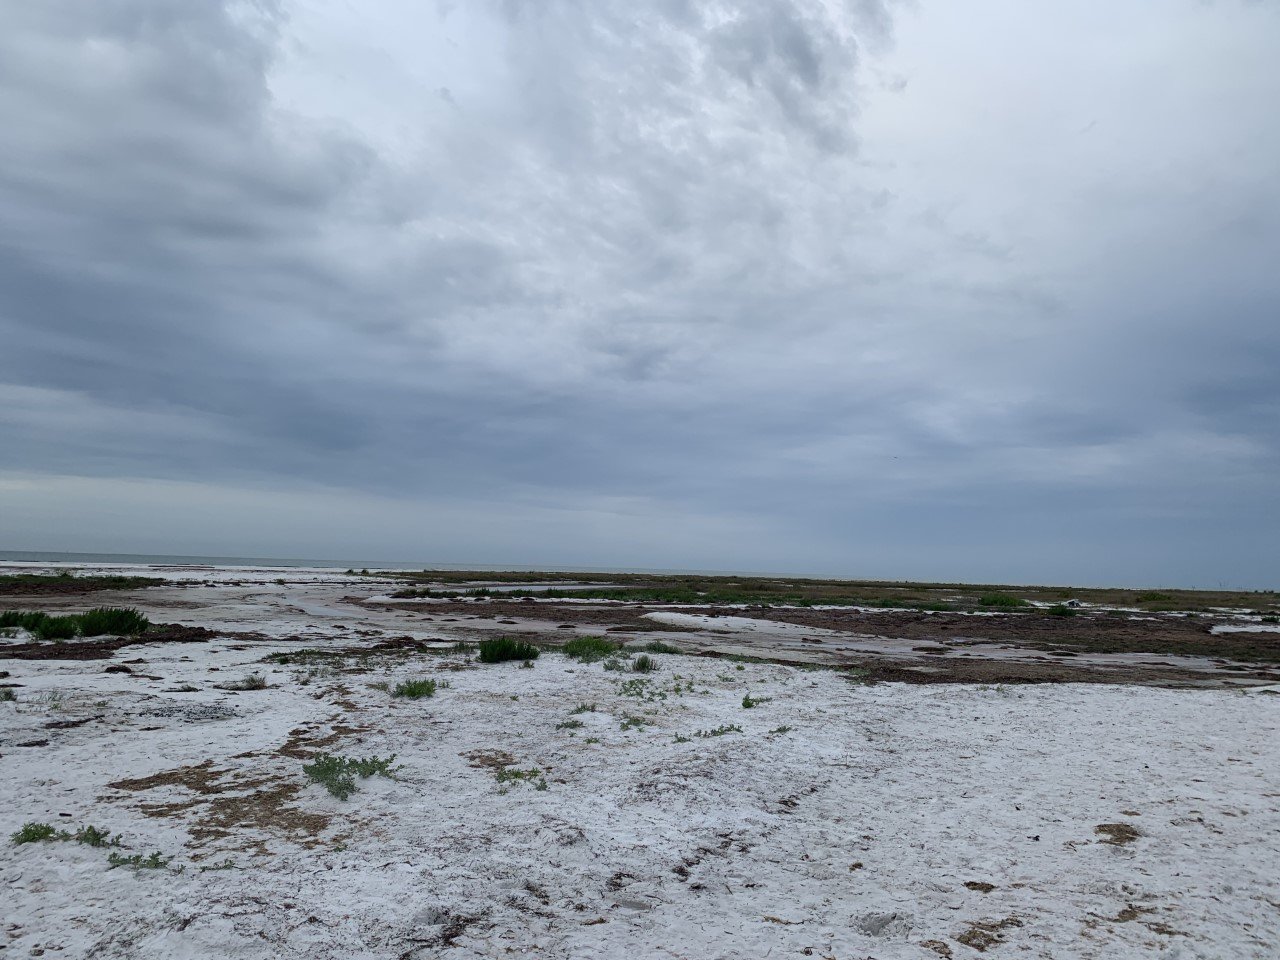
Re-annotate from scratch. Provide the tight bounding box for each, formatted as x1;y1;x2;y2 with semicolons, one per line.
2;633;1278;959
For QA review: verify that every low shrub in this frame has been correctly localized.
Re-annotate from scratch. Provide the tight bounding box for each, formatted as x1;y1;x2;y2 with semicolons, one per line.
78;607;149;636
477;637;540;663
34;615;81;641
1046;604;1077;617
303;753;399;800
11;822;59;844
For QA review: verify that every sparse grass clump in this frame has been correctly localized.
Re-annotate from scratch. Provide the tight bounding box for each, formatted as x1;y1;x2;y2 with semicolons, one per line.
303;753;399;800
741;693;772;708
556;718;584;730
218;674;268;691
562;635;619;662
477;637;541;663
392;678;437;699
696;724;742;738
642;641;682;654
494;767;549;791
0;688;15;703
978;594;1027;608
570;703;596;714
630;654;659;673
1046;604;1077;617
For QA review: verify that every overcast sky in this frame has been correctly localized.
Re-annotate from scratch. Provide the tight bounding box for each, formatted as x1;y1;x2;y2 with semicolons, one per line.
1;0;1278;587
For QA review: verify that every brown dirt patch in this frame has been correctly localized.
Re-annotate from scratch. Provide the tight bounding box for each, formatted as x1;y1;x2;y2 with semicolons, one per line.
277;720;370;759
1095;823;1140;846
955;917;1023;952
463;749;516;771
106;757;331;849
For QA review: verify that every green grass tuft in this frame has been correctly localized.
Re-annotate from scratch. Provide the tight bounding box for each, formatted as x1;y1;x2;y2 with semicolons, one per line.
630;654;659;673
477;637;541;663
392;678;437;699
641;641;682;654
978;594;1027;608
561;635;620;662
218;674;268;691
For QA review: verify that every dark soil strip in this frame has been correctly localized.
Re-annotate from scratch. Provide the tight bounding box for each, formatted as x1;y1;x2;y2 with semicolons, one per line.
0;624;263;660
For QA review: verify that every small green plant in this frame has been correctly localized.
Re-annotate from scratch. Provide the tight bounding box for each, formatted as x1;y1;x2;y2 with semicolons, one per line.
495;767;548;790
742;693;772;708
73;825;119;847
11;822;59;844
199;858;238;871
477;637;541;663
561;636;619;662
570;703;596;714
630;654;659;673
673;733;692;743
392;678;437;699
303;753;399;800
768;725;794;735
107;851;171;870
601;657;627;671
619;714;648;731
0;688;15;703
556;718;584;730
696;724;742;738
1046;604;1077;617
519;659;536;669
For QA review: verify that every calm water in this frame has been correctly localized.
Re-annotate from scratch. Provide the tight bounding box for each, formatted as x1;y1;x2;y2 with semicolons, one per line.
0;550;716;576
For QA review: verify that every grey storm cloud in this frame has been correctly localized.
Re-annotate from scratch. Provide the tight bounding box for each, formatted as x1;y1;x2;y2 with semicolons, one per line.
1;0;1278;586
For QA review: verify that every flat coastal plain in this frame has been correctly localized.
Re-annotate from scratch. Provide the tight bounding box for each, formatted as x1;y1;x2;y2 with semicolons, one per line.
2;563;1278;959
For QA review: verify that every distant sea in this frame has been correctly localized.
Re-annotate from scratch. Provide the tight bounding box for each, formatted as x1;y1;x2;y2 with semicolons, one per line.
0;550;374;569
0;550;714;576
